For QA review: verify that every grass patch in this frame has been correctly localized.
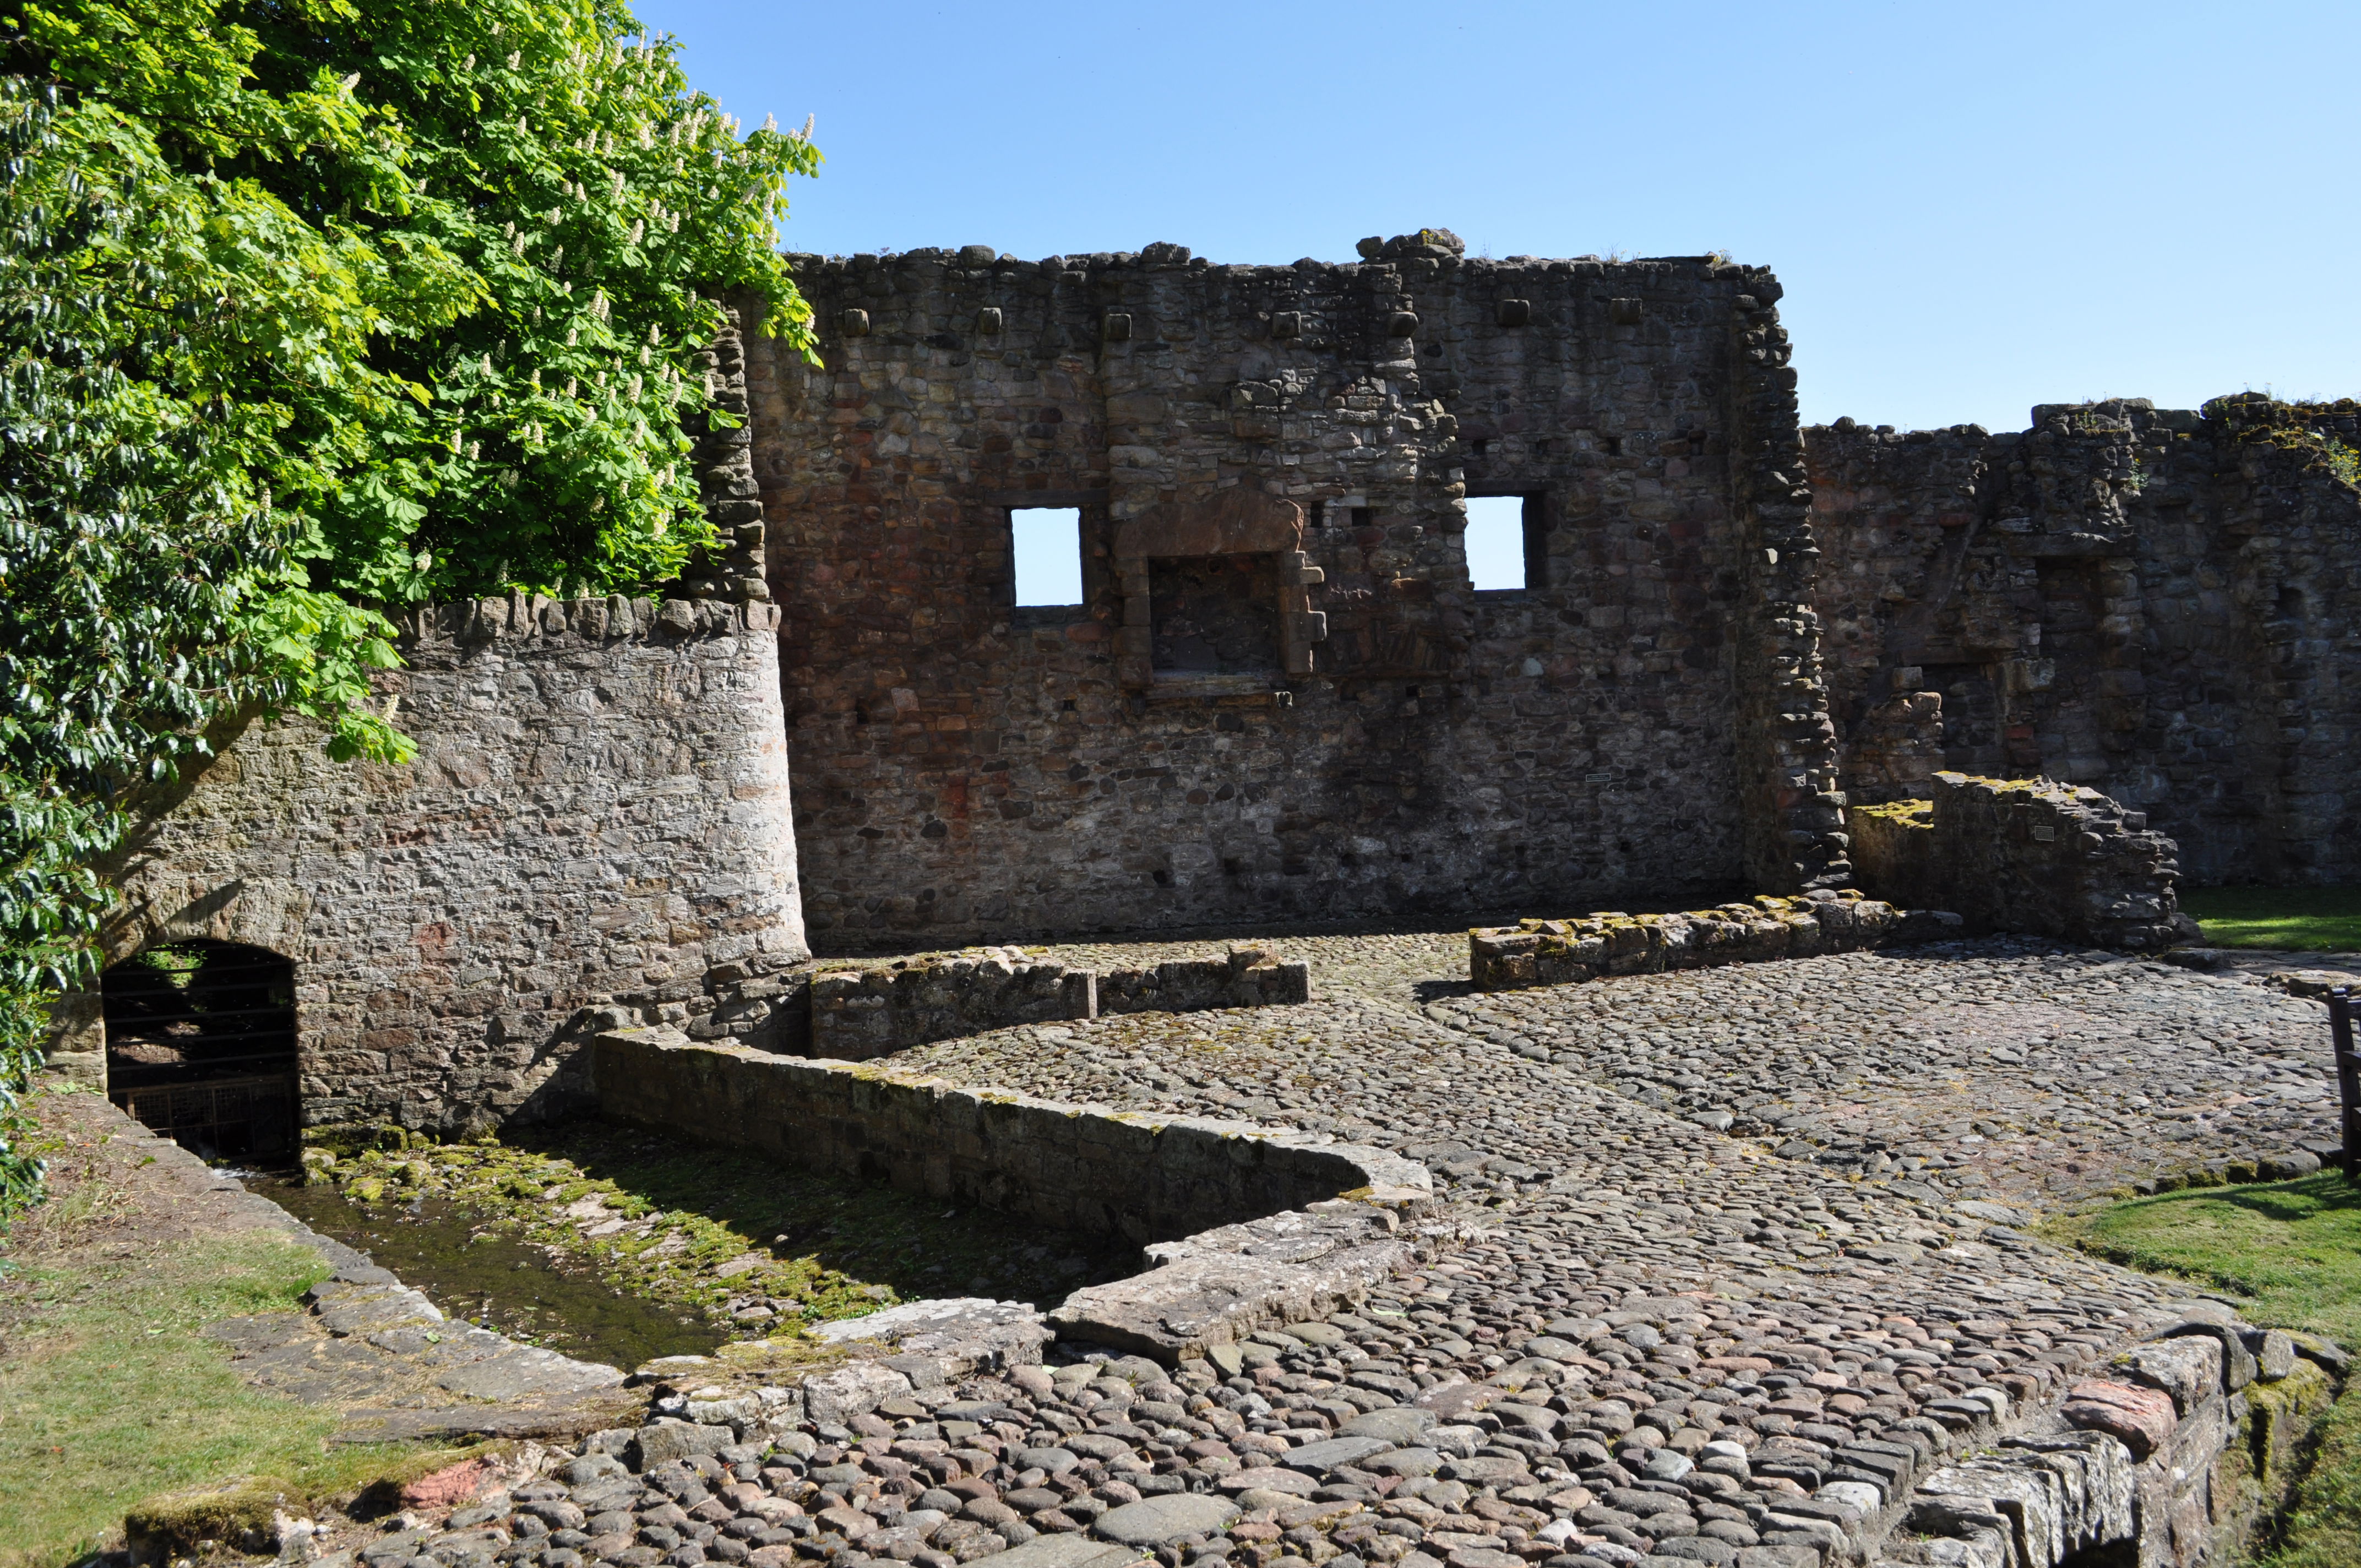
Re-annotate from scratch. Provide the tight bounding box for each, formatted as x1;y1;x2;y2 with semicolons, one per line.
2045;1173;2361;1566
0;1233;464;1568
2181;886;2361;954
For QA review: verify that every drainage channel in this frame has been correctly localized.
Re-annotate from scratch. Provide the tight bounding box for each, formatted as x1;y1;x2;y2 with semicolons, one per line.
257;1116;1143;1371
258;1177;723;1371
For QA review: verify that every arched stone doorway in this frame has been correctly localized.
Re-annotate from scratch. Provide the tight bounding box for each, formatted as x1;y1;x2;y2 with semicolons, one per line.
102;940;298;1162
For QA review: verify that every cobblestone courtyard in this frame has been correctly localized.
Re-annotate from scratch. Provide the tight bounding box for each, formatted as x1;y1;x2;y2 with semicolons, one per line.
477;934;2347;1568
176;932;2361;1568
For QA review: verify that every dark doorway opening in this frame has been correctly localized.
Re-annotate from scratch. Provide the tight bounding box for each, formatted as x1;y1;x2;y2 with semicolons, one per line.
104;940;298;1162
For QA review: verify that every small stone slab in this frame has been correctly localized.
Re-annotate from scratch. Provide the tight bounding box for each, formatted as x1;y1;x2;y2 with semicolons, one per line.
1361;1447;1443;1477
2060;1379;2177;1458
1339;1406;1437;1445
1217;1466;1321;1496
801;1360;915;1424
809;1297;1051;1376
1440;1456;1532;1487
1278;1435;1395;1474
1092;1493;1241;1546
1063;1433;1139;1461
629;1421;738;1469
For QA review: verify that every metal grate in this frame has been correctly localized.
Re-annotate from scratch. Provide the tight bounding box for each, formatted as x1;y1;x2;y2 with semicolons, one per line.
115;1075;297;1162
104;940;298;1161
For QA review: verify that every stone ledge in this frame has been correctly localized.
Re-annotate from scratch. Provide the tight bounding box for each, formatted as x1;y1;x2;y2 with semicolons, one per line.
591;1027;1430;1239
1468;890;1913;992
808;946;1312;1061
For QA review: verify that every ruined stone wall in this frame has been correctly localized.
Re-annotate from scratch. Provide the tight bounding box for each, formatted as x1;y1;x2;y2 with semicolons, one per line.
743;233;1844;948
1468;889;1906;991
1806;397;2361;884
45;598;810;1134
43;308;810;1133
808;945;1310;1060
589;1027;1428;1245
1850;773;2182;950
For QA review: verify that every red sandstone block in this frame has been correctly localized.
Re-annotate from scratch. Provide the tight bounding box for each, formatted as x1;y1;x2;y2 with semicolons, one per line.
2060;1379;2176;1458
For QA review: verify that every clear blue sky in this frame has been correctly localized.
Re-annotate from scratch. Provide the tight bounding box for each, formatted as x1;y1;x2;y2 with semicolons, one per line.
638;1;2358;434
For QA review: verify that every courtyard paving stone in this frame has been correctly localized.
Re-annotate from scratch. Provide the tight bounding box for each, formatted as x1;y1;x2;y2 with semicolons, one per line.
316;932;2354;1568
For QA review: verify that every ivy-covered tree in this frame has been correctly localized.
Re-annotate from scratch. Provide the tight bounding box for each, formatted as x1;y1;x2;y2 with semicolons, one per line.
0;0;819;1213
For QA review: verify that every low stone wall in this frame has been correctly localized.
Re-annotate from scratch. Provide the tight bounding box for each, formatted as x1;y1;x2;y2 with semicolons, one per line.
1853;772;2182;951
1469;890;1918;992
1097;949;1310;1016
808;946;1310;1061
589;1028;1422;1246
1903;1311;2342;1568
809;951;1093;1060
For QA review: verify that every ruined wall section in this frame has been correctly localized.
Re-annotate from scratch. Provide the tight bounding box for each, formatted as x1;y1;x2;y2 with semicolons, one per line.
48;307;812;1131
1805;398;2361;883
59;599;809;1133
745;238;1842;946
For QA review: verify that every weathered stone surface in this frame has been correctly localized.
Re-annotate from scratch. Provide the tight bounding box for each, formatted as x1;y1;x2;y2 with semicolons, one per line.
1275;1434;1394;1473
1807;396;2361;886
2113;1335;2222;1414
797;1360;914;1424
628;1420;739;1469
1091;1493;1239;1545
590;1027;1428;1244
2057;1380;2178;1458
1339;1406;1438;1445
746;242;1842;948
1852;774;2180;951
1048;1205;1415;1360
982;1535;1144;1568
808;1296;1052;1376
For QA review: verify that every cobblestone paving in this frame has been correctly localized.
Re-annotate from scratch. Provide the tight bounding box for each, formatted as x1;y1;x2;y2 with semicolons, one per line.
356;935;2351;1568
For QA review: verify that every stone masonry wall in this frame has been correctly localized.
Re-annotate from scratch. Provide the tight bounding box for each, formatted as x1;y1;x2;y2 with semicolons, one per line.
1851;772;2182;950
809;945;1311;1060
589;1026;1429;1246
1468;889;1905;991
45;597;810;1134
1805;396;2361;884
743;232;1845;946
46;309;812;1133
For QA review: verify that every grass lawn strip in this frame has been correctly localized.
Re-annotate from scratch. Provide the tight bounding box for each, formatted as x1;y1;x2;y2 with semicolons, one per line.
2044;1172;2361;1566
2182;886;2361;954
0;1229;472;1568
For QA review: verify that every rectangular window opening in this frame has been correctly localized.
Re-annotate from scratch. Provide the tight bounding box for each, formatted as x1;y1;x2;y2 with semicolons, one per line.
1465;493;1541;592
1011;508;1084;606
